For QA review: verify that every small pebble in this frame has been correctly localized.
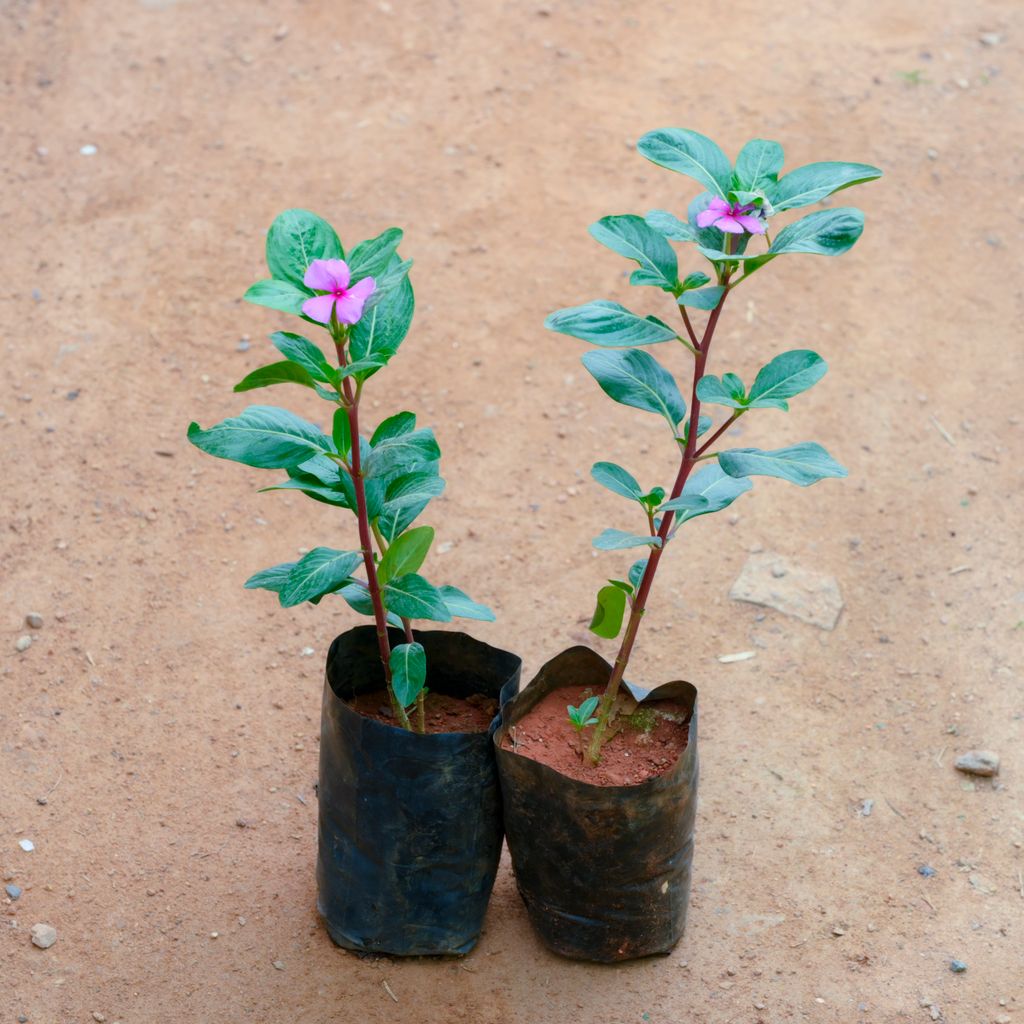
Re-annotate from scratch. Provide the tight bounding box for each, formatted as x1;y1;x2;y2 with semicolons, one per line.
93;1013;106;1023
917;864;936;877
5;883;22;900
19;839;35;852
979;31;1003;46
299;646;315;657
80;144;98;156
25;612;44;629
236;338;251;352
15;635;33;653
955;750;999;777
272;959;285;970
950;959;967;973
30;923;57;949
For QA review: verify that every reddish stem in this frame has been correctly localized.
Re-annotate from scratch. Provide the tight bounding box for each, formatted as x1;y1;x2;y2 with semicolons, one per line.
332;334;410;730
585;280;732;764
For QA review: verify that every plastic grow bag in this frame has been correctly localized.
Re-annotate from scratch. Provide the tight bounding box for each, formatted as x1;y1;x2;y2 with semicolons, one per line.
317;625;521;956
494;645;698;962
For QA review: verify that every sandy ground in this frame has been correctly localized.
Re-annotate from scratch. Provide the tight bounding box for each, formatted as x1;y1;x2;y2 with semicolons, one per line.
2;0;1023;1021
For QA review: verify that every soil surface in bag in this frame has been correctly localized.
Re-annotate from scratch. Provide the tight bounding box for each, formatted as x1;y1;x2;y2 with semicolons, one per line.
318;625;521;956
494;646;698;962
347;689;499;733
500;683;689;785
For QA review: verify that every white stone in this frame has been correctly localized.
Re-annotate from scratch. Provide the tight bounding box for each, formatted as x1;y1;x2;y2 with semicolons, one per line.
31;923;57;948
729;553;843;630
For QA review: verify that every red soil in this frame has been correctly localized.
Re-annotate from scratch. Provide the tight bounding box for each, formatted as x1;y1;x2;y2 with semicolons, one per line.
502;685;690;786
347;690;498;734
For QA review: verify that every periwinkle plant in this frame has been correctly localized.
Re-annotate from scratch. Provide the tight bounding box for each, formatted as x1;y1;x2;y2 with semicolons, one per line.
188;210;494;732
547;129;881;765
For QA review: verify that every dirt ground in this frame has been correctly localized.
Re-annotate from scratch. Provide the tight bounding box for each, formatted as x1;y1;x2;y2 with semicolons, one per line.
2;0;1022;1021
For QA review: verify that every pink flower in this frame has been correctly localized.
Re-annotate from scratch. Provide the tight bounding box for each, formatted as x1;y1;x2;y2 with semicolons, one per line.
695;197;767;235
301;259;376;325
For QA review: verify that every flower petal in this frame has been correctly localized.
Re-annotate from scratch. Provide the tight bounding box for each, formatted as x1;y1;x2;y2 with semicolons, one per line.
708;196;730;214
715;216;745;234
737;215;766;234
302;293;338;324
333;287;372;325
304;258;350;292
695;209;718;228
347;276;376;302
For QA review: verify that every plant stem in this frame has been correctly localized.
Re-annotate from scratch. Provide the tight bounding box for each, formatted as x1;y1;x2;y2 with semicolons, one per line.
679;305;700;350
585;275;733;764
331;332;411;731
695;410;743;458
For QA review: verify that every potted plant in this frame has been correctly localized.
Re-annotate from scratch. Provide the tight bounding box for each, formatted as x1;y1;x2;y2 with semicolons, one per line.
495;131;881;961
188;209;521;956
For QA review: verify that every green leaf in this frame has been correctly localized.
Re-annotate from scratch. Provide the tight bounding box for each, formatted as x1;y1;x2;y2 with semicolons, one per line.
718;442;847;487
746;350;827;410
233;360;318;394
656;493;709;514
546;301;678;348
582;348;687;427
364;427;440;479
280;547;362;607
269;331;336;383
768;208;864;257
591;461;643;501
734;139;784;190
681;415;713;443
698;246;774;265
728;189;766;208
568;695;600;729
243;561;298;594
678;286;725;310
769;161;882;211
390;642;426;708
377;472;444;544
680;271;711;290
350;257;414;371
644;209;698;243
637;128;733;198
244;279;311;315
382;573;453;622
371;411;417;446
628;558;648;590
347;227;403;282
337;582;403;627
640;486;665;508
438;584;495;622
330;407;352;459
337;355;391;380
381;470;446;512
364;258;413;312
589;584;628;639
589;215;678;291
696;372;747;409
592;529;663;551
260;464;353;508
187;406;330;469
378;525;434;586
661;463;752;523
265;209;343;286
